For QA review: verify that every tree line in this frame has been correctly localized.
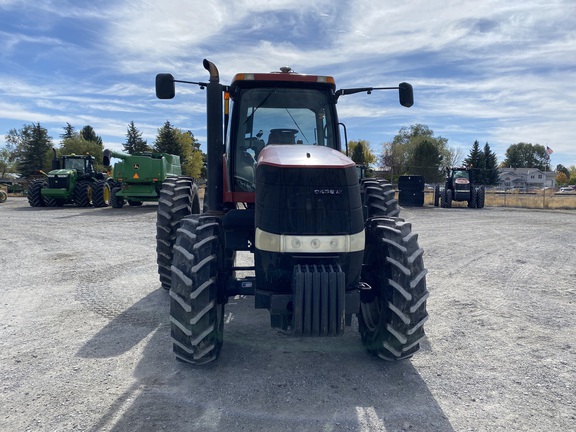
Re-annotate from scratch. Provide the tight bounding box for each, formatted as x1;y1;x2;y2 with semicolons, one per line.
0;121;205;179
348;124;574;186
2;121;574;187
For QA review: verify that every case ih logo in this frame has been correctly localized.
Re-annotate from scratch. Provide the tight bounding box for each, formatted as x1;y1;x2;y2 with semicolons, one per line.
133;164;140;170
314;189;343;195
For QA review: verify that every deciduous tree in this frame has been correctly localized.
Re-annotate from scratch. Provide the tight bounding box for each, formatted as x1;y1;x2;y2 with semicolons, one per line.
59;136;105;171
348;140;376;166
502;143;550;171
381;124;451;181
0;143;17;178
556;171;568;186
406;139;443;183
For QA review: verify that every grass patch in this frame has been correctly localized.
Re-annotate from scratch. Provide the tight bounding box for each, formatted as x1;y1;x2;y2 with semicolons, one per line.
421;190;576;209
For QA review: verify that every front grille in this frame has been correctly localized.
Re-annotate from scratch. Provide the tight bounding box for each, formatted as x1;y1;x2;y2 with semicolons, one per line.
48;176;70;189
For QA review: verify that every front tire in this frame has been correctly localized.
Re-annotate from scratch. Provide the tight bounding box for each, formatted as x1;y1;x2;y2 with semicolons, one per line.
110;187;124;208
358;217;429;360
170;215;224;365
477;186;485;208
27;179;47;207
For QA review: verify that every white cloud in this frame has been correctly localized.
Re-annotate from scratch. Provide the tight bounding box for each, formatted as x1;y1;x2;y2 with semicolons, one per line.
1;0;576;167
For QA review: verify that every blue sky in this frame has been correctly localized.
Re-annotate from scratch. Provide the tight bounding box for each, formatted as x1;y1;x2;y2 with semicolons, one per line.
1;0;575;168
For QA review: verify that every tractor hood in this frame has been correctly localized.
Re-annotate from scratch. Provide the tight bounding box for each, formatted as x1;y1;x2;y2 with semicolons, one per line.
257;145;355;169
48;169;75;177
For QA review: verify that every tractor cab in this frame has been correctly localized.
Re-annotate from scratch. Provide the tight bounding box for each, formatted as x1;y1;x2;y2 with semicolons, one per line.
61;155;95;175
226;69;340;199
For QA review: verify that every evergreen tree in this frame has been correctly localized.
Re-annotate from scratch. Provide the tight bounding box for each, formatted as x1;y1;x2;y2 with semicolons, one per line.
483;143;499;185
9;123;54;177
123;121;150;154
154;121;181;156
465;140;486;183
80;125;103;146
60;123;76;141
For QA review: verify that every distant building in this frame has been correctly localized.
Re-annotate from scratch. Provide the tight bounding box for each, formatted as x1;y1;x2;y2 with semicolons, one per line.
498;168;556;190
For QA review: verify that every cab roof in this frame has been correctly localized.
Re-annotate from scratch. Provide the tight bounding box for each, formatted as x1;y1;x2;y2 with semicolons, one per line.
231;67;336;91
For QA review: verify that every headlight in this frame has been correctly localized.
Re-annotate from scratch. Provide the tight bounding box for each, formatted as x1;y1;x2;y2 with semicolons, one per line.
255;228;365;253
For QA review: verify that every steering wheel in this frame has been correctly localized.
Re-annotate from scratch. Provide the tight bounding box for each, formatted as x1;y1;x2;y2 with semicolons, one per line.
234;176;255;192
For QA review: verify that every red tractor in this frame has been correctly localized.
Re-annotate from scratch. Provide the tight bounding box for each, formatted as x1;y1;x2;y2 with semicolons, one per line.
155;60;428;364
434;166;486;208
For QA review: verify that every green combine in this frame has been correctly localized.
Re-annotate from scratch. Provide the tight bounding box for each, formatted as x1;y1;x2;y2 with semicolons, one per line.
103;149;183;208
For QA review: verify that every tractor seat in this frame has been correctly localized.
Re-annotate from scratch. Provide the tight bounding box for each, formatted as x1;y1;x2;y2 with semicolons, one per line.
267;128;298;144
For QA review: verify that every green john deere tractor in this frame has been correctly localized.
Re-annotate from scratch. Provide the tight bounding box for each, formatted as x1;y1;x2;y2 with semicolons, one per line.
27;150;110;207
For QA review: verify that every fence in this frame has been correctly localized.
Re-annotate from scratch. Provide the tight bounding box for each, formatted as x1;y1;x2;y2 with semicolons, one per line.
418;189;576;209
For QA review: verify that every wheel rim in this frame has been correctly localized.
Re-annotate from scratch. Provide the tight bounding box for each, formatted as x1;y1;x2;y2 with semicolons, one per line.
360;232;384;333
360;298;382;332
103;185;110;204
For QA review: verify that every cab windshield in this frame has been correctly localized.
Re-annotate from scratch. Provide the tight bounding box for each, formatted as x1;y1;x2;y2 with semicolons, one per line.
231;87;338;191
63;158;87;172
453;170;469;181
235;87;337;148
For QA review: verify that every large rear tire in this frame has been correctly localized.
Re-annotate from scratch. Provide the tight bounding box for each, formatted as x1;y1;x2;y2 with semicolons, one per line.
468;187;478;208
156;177;201;290
358;217;429;360
441;189;453;208
0;190;6;203
360;179;400;218
477;186;486;208
170;215;224;365
73;180;92;207
92;180;110;207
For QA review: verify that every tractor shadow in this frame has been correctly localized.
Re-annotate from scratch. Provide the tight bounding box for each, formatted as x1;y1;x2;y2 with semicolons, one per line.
78;291;453;432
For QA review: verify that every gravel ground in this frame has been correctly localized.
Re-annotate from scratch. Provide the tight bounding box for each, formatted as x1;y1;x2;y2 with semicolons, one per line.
1;196;575;432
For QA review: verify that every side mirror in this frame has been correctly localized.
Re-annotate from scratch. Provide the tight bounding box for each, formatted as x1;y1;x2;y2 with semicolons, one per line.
156;73;175;99
399;82;414;107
